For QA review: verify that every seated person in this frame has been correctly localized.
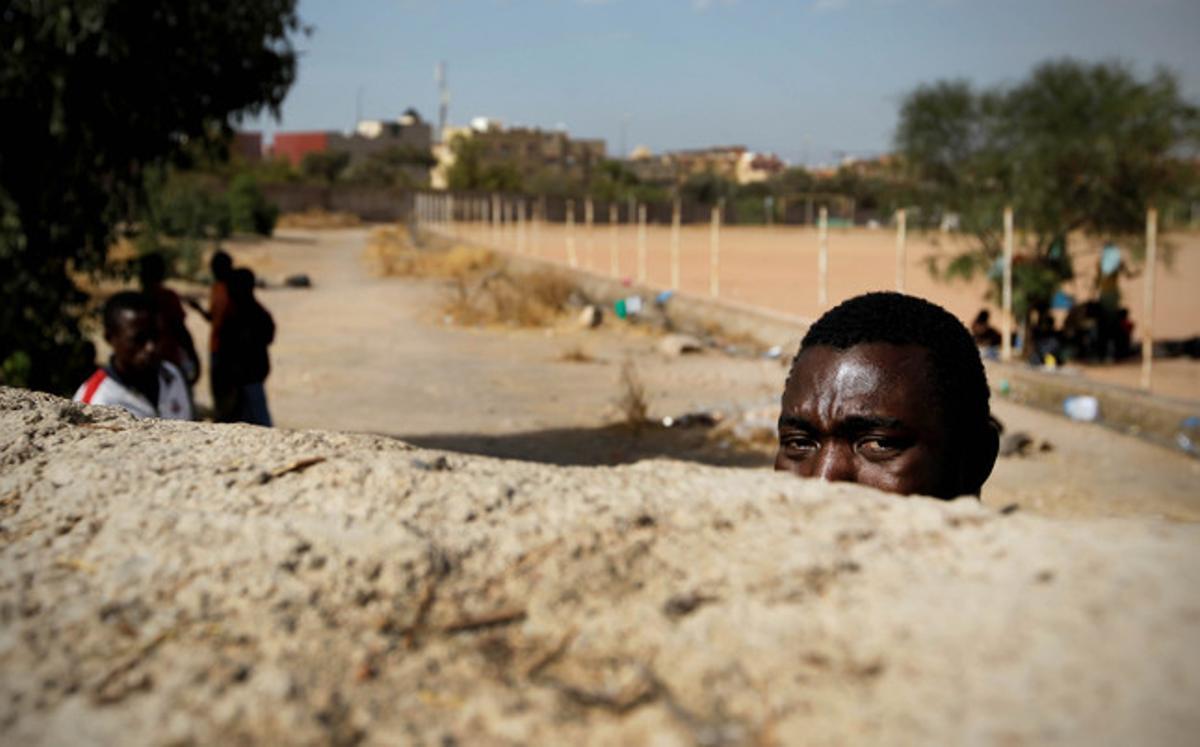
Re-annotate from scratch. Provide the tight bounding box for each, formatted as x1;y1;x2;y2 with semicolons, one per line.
970;309;1002;348
74;292;193;420
776;292;998;500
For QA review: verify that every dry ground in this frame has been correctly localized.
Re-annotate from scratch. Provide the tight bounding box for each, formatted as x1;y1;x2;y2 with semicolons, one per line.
2;387;1198;745
164;228;1200;522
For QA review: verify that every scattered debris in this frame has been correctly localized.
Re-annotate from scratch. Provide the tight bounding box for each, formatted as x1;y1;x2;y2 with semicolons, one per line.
558;346;596;364
577;305;603;329
764;345;784;360
661;411;721;429
1063;395;1100;422
614;296;643;319
1176;416;1200;456
256;456;327;484
411;456;452;472
662;592;719;619
442;607;526;634
283;273;312;288
658;333;703;357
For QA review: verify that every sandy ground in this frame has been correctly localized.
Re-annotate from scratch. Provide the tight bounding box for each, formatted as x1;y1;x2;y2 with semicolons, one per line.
450;220;1200;400
166;228;1200;522
2;387;1199;745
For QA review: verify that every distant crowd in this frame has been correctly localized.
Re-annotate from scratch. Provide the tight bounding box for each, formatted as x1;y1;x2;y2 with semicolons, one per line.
74;251;275;425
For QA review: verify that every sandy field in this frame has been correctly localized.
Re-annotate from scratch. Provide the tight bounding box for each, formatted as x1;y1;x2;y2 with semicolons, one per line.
164;229;1200;522
449;220;1200;400
2;387;1199;745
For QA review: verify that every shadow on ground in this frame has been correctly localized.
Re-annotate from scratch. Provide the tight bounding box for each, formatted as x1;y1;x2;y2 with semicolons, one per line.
388;423;775;468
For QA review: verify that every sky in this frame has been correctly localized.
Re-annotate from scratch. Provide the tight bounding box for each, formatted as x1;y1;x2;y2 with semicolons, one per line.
247;0;1200;166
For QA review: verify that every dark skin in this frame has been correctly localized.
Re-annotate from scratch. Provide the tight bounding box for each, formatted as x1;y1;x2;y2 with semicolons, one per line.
105;309;161;404
775;343;993;499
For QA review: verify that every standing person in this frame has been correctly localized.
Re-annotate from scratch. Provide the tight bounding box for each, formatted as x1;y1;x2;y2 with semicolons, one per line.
1095;242;1137;362
225;267;275;426
74;292;193;420
186;251;237;421
138;253;200;392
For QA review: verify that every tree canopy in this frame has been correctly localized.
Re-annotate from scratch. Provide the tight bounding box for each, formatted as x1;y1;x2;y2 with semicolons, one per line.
895;59;1199;321
1;0;303;392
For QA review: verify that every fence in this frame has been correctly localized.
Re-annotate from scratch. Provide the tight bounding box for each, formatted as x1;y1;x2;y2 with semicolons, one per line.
411;191;1191;396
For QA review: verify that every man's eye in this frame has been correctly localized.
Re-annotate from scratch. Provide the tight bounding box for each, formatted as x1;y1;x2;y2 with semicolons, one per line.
780;435;818;455
857;437;905;457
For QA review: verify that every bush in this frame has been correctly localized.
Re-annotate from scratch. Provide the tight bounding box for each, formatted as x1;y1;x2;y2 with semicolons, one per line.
227;174;278;236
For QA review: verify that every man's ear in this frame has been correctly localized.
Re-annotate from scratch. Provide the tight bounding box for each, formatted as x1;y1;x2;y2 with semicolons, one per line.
963;417;1001;496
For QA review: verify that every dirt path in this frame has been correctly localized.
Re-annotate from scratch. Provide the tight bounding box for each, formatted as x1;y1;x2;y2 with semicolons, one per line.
188;228;1200;521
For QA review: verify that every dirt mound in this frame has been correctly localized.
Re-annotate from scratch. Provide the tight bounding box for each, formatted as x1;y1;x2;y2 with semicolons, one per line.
2;387;1198;745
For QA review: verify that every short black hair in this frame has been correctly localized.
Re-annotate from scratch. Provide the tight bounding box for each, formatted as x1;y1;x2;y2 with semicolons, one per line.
103;291;153;335
139;253;166;286
210;250;233;281
796;292;991;439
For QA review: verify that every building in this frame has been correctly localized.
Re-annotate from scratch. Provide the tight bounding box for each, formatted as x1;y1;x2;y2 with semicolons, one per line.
624;145;785;187
270;109;434;173
431;118;607;190
736;151;786;184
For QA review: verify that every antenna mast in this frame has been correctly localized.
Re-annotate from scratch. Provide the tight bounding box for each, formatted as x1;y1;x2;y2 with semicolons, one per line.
435;61;449;143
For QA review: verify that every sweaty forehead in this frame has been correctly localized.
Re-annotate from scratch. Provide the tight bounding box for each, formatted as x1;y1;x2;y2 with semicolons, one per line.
783;343;941;422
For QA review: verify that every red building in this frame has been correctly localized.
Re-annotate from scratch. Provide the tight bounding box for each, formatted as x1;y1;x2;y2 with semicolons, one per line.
270;131;330;166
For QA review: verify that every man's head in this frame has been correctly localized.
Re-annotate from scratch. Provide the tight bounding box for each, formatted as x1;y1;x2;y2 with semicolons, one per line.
138;253;167;290
210;250;233;282
103;291;160;381
230;267;257;302
775;292;998;499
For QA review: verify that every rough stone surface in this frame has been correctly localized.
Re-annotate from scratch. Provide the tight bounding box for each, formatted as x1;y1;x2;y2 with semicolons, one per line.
1;387;1198;746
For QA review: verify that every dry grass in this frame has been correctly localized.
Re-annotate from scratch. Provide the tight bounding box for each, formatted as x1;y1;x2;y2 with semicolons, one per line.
277;209;361;229
366;226;576;328
558;346;596;364
443;269;574;327
365;227;497;279
615;360;650;431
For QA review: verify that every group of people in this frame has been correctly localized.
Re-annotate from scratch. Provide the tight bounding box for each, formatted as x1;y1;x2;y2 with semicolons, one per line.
74;250;275;426
969;243;1141;367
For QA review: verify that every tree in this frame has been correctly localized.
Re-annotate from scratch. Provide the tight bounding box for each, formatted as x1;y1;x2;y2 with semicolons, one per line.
1;1;303;393
300;151;351;186
896;60;1198;325
445;135;523;193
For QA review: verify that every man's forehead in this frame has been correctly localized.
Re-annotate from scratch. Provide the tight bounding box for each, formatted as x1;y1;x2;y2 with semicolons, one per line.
784;343;938;409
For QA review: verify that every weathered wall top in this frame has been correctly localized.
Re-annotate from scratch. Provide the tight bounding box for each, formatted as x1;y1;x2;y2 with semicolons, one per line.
1;387;1197;745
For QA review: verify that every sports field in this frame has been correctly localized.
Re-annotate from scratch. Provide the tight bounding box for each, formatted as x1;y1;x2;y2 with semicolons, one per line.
452;219;1200;400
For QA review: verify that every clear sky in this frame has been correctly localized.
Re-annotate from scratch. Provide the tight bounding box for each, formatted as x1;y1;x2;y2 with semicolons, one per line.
247;0;1200;166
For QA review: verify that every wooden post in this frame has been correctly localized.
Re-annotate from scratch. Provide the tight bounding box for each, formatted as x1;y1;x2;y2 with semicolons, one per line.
491;194;500;247
517;199;527;254
1001;206;1014;363
670;197;681;290
533;197;543;258
709;203;721;298
566;199;577;267
895;208;907;293
636;203;647;284
585;197;594;270
609;203;619;277
817;206;829;309
1140;207;1158;391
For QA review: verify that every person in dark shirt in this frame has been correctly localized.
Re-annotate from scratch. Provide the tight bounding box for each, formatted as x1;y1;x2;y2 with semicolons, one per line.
225;267;276;426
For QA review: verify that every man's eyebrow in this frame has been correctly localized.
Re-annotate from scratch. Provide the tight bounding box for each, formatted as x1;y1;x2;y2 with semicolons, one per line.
837;415;907;432
778;415;818;431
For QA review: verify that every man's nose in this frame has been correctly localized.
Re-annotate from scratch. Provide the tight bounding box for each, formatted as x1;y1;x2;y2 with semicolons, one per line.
814;442;855;483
